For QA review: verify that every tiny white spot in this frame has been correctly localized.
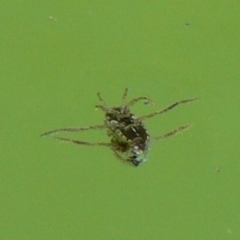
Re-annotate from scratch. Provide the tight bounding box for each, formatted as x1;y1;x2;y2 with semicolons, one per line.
48;16;57;21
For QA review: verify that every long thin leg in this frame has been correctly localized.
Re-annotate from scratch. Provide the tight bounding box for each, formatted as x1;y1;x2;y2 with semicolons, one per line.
126;97;153;108
97;88;128;107
154;124;192;140
122;88;129;105
95;105;109;112
96;88;131;112
113;150;126;160
40;124;106;137
97;92;108;107
137;98;198;121
53;136;111;147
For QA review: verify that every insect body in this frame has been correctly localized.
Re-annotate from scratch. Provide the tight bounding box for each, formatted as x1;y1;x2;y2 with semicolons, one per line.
104;106;150;166
41;89;197;166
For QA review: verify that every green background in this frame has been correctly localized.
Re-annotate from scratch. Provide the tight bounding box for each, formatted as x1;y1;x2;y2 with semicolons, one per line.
1;1;239;239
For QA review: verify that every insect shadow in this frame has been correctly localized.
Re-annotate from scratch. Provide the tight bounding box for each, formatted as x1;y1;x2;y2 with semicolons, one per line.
41;88;198;166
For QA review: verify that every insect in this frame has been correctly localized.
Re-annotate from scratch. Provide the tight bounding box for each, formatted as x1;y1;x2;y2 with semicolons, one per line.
41;88;198;166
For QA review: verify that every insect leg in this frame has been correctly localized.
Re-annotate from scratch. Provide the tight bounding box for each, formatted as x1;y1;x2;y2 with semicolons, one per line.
112;149;135;166
154;124;192;140
95;105;109;112
53;136;111;147
40;124;106;137
126;97;154;108
97;92;108;107
122;88;129;105
137;98;198;121
113;150;126;160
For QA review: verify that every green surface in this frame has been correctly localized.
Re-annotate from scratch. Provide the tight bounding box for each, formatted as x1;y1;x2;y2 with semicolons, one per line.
1;1;240;239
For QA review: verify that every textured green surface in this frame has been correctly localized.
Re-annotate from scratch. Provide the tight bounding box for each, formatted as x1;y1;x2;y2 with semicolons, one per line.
1;1;240;239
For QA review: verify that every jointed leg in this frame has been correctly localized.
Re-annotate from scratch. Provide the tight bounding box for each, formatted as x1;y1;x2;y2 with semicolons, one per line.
154;124;192;140
126;97;153;108
97;88;129;108
112;149;135;166
97;92;108;107
138;98;198;121
40;124;106;137
97;88;152;111
113;149;126;160
95;104;109;112
53;136;111;147
122;88;129;105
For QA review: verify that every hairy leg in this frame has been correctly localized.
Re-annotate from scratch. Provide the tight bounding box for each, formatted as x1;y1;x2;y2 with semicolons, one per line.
138;98;198;121
40;124;106;137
